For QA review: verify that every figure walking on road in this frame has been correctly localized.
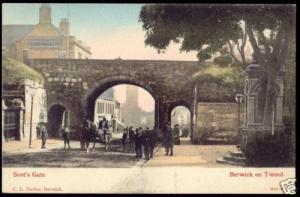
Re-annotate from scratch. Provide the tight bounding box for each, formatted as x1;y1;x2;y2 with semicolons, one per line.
122;127;128;151
134;128;143;158
149;127;157;158
164;121;173;156
173;124;180;145
40;123;48;149
128;126;135;150
62;127;71;149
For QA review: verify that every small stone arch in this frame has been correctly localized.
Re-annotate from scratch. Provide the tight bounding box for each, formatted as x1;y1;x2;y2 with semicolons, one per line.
168;100;192;116
168;101;192;138
47;103;68;138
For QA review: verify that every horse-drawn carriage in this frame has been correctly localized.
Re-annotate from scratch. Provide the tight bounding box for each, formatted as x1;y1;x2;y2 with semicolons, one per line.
80;120;112;152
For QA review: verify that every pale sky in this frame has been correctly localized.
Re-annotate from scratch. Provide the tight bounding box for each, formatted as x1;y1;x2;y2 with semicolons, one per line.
113;85;154;112
2;3;198;61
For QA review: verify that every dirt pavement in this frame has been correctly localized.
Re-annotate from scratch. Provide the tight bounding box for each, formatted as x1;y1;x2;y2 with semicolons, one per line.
144;137;240;167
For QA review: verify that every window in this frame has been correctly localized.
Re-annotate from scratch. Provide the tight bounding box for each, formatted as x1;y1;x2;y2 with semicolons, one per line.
27;38;62;48
23;49;29;60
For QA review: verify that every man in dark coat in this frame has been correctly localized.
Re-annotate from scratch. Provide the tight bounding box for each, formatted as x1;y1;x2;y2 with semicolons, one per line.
148;127;157;158
173;124;180;145
164;121;173;156
141;129;150;160
128;126;135;149
40;123;48;149
134;128;143;158
80;116;93;150
122;127;128;151
98;117;109;130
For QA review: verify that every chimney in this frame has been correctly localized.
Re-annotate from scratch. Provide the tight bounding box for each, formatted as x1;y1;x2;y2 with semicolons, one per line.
39;4;51;24
59;18;70;35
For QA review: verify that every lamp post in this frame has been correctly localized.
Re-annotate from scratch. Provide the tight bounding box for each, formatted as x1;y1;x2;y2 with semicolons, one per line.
235;93;244;141
29;88;37;148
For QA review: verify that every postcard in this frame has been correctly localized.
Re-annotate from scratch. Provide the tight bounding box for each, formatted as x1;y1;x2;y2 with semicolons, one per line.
2;3;296;194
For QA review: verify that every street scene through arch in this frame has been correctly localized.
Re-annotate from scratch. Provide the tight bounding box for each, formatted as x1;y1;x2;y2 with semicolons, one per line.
92;84;155;136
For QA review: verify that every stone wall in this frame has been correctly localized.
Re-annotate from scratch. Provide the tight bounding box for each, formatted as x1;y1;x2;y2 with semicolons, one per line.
27;59;237;140
195;102;245;144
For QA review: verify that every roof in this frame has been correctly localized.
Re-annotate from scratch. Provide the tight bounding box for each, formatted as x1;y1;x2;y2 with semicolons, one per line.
2;57;45;85
99;89;114;100
27;23;65;37
2;25;35;45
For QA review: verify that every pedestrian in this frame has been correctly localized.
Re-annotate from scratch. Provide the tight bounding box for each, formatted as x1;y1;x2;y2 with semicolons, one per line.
149;127;157;158
164;121;173;156
142;129;150;160
40;123;47;149
62;127;71;149
36;124;41;139
173;124;180;145
134;128;142;158
128;126;135;149
122;128;128;151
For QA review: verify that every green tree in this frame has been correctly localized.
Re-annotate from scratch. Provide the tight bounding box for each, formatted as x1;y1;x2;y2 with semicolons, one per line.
139;4;295;128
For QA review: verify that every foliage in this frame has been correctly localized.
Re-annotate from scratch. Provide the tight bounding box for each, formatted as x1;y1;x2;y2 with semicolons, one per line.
244;131;291;166
192;64;244;90
2;57;45;85
213;54;233;67
140;4;295;126
140;5;245;62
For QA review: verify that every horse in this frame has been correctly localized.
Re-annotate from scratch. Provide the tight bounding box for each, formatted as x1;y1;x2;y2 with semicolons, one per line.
80;119;97;153
91;127;112;151
80;119;112;152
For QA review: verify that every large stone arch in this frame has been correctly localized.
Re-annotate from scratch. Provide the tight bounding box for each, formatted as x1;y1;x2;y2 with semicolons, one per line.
82;75;158;122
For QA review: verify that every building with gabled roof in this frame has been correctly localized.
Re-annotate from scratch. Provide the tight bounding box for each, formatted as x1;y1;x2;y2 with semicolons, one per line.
2;4;91;63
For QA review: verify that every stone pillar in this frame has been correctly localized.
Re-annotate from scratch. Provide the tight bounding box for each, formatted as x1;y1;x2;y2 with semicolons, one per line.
247;96;255;126
2;100;7;141
191;82;199;144
158;102;168;132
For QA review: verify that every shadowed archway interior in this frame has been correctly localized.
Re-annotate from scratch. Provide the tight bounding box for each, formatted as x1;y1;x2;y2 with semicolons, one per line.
48;104;67;138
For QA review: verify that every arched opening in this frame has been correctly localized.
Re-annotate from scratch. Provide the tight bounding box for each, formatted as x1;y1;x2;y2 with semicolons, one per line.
170;106;191;142
48;104;67;138
85;81;155;133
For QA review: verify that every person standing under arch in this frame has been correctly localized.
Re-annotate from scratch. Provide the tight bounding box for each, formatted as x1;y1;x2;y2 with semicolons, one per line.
164;121;173;156
62;127;71;149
